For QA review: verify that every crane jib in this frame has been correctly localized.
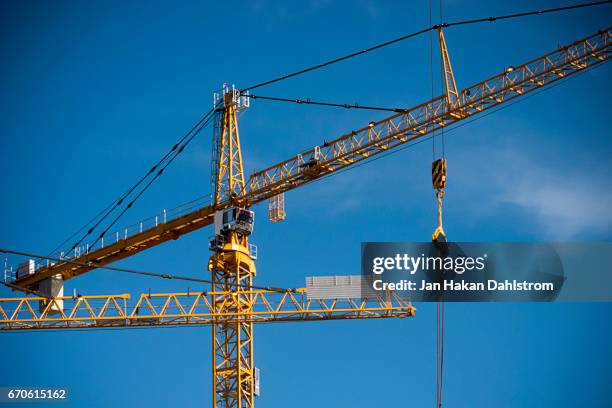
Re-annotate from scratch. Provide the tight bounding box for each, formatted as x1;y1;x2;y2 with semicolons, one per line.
12;27;611;290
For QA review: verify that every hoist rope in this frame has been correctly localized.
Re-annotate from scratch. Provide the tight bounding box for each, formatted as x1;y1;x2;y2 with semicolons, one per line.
290;59;608;197
52;107;216;257
435;2;447;406
86;109;216;251
439;0;446;160
51;1;612;256
436;300;446;408
430;0;436;161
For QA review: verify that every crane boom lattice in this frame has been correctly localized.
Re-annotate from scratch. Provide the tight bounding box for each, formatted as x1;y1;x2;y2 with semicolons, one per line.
8;27;609;291
2;25;610;408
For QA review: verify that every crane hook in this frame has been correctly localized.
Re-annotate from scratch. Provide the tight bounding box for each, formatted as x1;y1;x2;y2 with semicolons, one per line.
431;159;447;243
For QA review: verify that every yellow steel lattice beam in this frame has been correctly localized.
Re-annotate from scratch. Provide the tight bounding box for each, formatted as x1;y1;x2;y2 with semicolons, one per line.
209;231;257;408
12;27;610;290
0;290;414;331
214;89;247;206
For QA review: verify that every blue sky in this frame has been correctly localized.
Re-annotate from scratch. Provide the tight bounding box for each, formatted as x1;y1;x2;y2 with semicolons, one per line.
1;1;611;407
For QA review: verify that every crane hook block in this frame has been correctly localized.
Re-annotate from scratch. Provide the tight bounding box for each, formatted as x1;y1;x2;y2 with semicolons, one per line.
432;158;447;190
432;226;447;243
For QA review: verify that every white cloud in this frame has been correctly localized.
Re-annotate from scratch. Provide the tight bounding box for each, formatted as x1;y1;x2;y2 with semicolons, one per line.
445;132;612;240
466;145;612;239
500;167;612;239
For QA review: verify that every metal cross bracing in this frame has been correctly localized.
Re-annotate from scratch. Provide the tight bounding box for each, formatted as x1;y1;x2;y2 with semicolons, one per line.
267;193;286;222
244;28;610;197
2;24;611;408
438;29;460;110
213;85;250;207
8;27;610;291
0;289;414;331
209;229;257;407
208;84;258;407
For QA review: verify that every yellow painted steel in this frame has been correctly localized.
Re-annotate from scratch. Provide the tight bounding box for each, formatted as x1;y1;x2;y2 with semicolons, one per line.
267;193;286;222
209;231;256;408
214;90;247;207
438;29;460;113
209;88;256;408
2;26;609;408
245;28;611;198
0;290;415;330
12;27;610;289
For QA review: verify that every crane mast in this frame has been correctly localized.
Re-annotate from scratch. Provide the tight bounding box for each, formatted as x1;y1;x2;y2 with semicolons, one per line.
8;27;610;291
212;86;249;207
208;85;257;408
2;27;611;407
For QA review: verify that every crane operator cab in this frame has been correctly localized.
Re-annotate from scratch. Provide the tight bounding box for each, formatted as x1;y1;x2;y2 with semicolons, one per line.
215;207;254;236
210;207;255;252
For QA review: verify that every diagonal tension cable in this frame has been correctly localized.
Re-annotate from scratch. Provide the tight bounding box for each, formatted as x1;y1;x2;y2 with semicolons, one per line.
55;1;612;254
248;94;407;112
242;25;431;91
305;60;609;190
86;109;217;251
0;248;297;294
0;280;51;299
57;107;216;256
242;0;612;92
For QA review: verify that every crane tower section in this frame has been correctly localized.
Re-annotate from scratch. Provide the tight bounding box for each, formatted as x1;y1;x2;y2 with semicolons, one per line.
212;84;250;208
209;84;257;408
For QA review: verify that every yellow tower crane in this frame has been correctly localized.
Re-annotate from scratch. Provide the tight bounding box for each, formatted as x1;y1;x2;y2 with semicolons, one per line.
1;27;610;408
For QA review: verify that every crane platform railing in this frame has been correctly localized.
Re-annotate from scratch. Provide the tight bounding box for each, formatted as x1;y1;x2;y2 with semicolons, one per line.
9;27;611;290
6;194;213;282
243;28;611;201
